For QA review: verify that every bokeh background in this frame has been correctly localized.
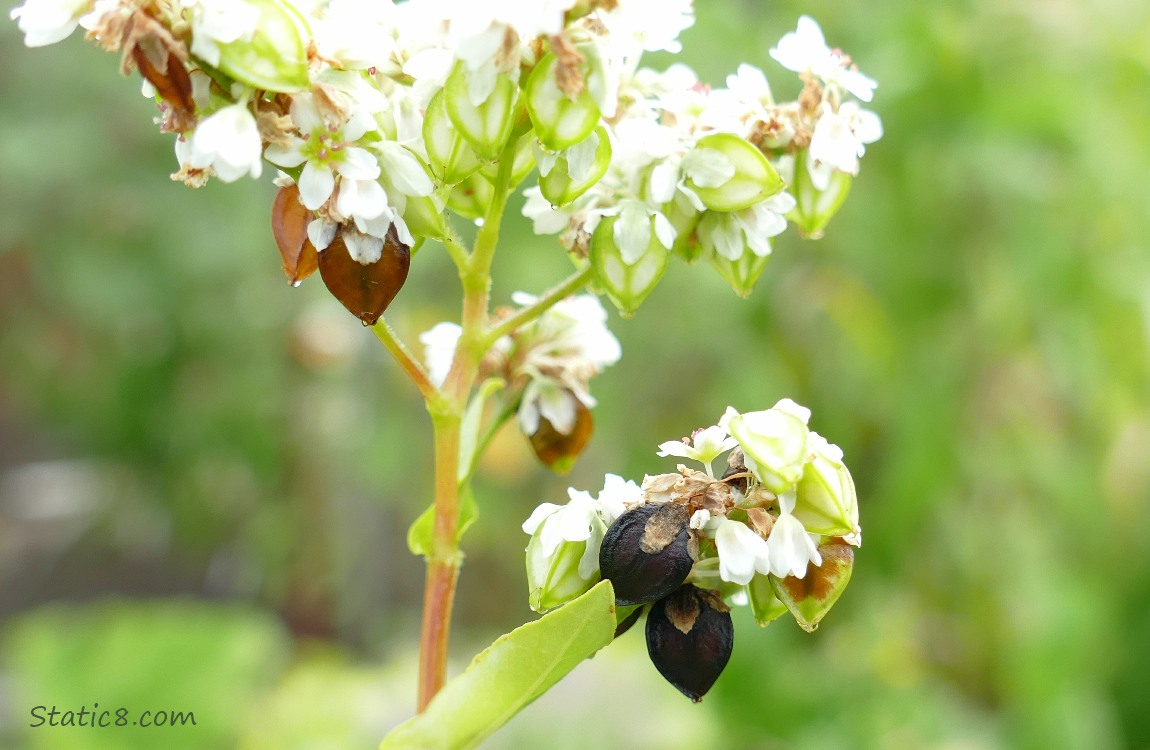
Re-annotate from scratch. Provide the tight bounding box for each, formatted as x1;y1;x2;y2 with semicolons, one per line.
3;0;1150;748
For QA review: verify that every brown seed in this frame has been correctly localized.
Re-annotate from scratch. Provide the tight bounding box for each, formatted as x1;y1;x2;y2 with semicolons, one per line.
646;584;733;702
317;226;411;325
529;398;592;474
599;503;693;606
270;186;319;286
131;44;195;133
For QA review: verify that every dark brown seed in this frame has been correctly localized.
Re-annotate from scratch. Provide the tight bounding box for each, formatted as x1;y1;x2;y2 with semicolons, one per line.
318;226;411;325
271;185;319;285
599;503;693;606
646;584;733;702
529;398;592;474
721;463;749;494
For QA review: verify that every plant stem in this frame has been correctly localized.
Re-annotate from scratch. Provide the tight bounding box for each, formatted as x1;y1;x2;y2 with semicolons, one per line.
371;318;439;402
485;265;594;345
417;409;463;709
415;140;519;710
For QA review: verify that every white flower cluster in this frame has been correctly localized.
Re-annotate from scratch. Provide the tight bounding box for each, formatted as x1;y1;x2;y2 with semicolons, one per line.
12;1;879;291
523;398;861;623
421;292;620;440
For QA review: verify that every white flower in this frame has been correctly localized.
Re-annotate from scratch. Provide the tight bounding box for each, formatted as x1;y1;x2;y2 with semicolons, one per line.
769;15;877;102
517;293;622;375
518;377;584;435
607;199;675;265
264;97;382;212
419;322;461;388
657;425;738;469
312;0;399;70
595;473;642;525
185;103;263;182
522;485;611;611
181;0;260;68
10;0;90;47
808;102;883;188
598;0;695;55
714;518;769;585
764;491;822;579
522;484;614;580
697;192;795;261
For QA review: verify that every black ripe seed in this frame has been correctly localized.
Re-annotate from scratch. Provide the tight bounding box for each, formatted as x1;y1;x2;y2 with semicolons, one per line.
646;584;734;702
599;503;693;606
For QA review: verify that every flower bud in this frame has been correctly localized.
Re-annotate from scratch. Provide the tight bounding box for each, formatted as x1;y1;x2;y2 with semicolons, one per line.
683;134;783;213
318;225;410;325
423;88;483;186
525;45;607;151
792;435;860;542
589;211;672;318
524;518;602;612
721;403;811;494
599;503;693;606
747;573;788;627
646;584;733;702
537;127;612;207
787;150;852;239
214;0;310;93
444;62;517;161
523;493;607;613
770;538;854;632
707;238;771;298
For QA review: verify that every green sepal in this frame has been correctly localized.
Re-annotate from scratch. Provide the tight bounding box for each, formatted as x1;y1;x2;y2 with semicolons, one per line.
446;172;495;220
379;581;617;750
524;45;605;151
685;133;783;212
788;150;852;239
770;539;854;632
538;127;612;207
402;192;447;242
708;246;771;298
444;62;517;161
213;0;310;93
748;573;788;627
665;191;704;263
479;131;537;190
590;215;670;318
423;87;484;186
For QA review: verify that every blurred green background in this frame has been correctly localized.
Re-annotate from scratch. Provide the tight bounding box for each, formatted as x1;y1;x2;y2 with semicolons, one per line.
3;0;1150;748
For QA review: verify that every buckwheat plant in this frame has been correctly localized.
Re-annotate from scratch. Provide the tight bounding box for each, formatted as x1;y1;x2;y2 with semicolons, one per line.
12;0;879;743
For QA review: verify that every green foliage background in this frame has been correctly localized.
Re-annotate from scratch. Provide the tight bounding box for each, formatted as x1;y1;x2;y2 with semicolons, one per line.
2;1;1150;748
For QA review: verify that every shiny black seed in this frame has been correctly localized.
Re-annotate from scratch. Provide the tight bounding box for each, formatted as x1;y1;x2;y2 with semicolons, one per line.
645;584;734;702
599;503;693;606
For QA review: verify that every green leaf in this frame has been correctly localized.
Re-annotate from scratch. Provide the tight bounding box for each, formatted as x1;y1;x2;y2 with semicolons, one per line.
406;485;480;559
380;581;617;750
458;377;507;483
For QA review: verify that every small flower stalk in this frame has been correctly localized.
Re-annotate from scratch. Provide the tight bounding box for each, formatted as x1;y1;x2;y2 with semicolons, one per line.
523;398;862;699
